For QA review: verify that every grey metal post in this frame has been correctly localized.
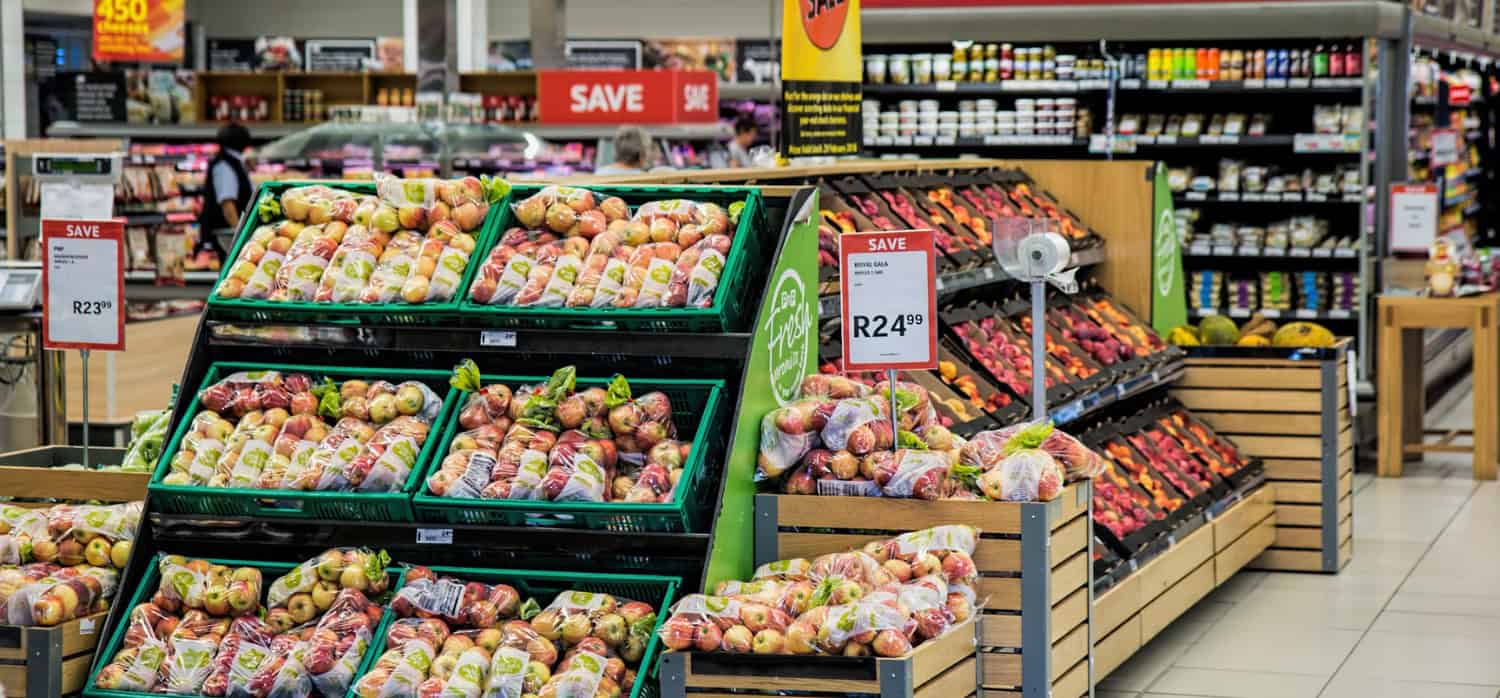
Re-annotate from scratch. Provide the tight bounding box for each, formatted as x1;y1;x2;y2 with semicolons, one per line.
417;0;459;95
1370;24;1413;383
753;494;779;568
530;0;567;69
24;627;62;698
1020;500;1052;698
1085;481;1095;697
658;652;686;698
1031;280;1047;421
1320;354;1343;572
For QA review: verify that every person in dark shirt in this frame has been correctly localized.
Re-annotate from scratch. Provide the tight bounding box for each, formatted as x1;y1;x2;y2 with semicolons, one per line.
197;122;252;261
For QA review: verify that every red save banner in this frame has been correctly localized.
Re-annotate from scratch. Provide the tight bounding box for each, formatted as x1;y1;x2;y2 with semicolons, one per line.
864;0;1271;5
40;219;126;352
537;70;719;124
93;0;185;64
839;229;938;372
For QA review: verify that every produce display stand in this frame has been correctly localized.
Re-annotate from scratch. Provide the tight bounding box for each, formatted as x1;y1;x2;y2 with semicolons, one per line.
659;617;980;698
0;446;144;504
0;610;111;698
1092;481;1275;681
753;487;1092;698
1174;341;1355;572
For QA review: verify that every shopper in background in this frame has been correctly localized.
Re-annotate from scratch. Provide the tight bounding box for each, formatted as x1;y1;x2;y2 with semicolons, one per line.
596;126;652;175
198;122;253;262
728;116;760;168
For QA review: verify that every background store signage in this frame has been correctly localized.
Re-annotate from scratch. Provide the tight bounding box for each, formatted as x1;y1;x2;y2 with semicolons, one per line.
305;39;377;72
536;70;718;124
1448;82;1473;107
736;39;776;83
839;229;938;371
207;38;257;71
780;0;863;157
1430;128;1461;167
68;72;128;122
40;219;125;352
1389;183;1440;254
565;40;643;70
1150;164;1187;334
92;0;185;64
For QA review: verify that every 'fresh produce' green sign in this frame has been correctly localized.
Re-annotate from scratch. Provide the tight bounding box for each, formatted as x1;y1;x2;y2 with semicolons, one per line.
1151;163;1187;334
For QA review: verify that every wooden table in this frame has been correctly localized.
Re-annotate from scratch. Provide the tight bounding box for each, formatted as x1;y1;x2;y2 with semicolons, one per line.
1378;293;1498;479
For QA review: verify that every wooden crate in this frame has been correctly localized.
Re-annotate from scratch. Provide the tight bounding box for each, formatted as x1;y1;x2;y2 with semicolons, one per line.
1173;342;1354;573
659;617;978;697
0;446;145;504
0;611;108;697
755;484;1092;698
1087;486;1275;688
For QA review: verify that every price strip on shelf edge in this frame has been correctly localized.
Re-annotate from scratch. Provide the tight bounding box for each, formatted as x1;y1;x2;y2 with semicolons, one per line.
839;229;938;372
1430;128;1461;167
40;219;124;352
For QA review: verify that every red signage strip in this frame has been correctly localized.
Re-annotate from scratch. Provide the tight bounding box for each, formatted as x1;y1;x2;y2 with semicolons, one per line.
839;229;938;372
536;70;718;125
41;219;126;352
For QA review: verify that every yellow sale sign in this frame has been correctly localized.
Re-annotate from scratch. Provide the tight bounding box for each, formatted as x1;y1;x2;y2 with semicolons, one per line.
779;0;863;157
93;0;185;64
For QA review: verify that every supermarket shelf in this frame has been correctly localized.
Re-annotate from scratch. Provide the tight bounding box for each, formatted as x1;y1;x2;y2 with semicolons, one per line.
1118;77;1364;93
47;120;302;140
527;123;732;141
1183;244;1359;260
864;134;1085;148
1174;192;1364;204
1129;134;1294;147
1050;357;1186;426
1189;307;1357;321
718;81;775;101
1444;190;1475;209
125;270;219;283
863;79;1110;96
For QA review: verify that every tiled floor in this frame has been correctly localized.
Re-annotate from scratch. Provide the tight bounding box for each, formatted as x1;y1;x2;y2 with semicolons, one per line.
1100;380;1500;698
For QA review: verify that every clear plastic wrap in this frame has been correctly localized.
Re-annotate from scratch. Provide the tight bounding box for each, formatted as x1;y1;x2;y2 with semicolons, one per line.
874;449;954;499
266;548;390;610
958;420;1103;481
390;566;525;629
755;399;821;481
482;646;529;698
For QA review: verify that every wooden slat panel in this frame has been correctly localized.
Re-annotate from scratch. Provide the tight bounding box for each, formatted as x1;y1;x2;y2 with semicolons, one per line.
1092;573;1141;639
1263;458;1323;481
1142;561;1214;642
1053;486;1089;530
0;467;148;503
911;617;980;686
1250;547;1328;572
1172;388;1322;412
1195;411;1324;434
1050;515;1088;568
1274;503;1322;526
1183;357;1303;368
1177;366;1322;389
1216;515;1276;585
981;652;1022;688
915;658;980;698
977;576;1021;612
1094;615;1143;680
1232;435;1323;459
683;655;877;692
1339;469;1353;498
1274;527;1324;549
980;612;1020;648
1212;487;1276;552
770;494;1024;533
1051;622;1088;681
1053;658;1088;698
1138;524;1213;603
1050;588;1088;645
60;654;94;695
1052;552;1088;606
1273;482;1322;504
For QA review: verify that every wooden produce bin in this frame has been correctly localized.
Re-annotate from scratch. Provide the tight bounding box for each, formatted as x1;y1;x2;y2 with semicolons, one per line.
0;446;146;504
659;617;979;698
1091;485;1275;685
0;611;110;698
1172;341;1354;573
753;484;1092;698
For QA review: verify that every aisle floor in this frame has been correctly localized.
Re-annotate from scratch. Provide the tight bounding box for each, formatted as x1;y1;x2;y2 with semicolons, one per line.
1100;379;1500;698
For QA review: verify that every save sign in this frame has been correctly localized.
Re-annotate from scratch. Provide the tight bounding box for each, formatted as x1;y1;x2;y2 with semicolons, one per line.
40;219;125;351
538;70;718;124
839;229;937;371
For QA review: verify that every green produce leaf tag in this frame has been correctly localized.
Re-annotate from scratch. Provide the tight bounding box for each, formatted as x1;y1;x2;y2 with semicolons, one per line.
450;359;483;393
1003;421;1055;455
604;375;632;408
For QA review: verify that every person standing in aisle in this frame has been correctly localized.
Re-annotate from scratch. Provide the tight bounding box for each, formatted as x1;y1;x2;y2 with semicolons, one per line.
198;122;253;262
727;115;760;168
596;126;653;175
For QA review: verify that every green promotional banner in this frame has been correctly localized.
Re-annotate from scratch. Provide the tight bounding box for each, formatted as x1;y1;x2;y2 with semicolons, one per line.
704;188;820;591
1150;163;1187;334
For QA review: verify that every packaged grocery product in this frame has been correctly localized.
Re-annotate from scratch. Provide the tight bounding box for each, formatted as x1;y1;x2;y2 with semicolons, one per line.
266;548;390;610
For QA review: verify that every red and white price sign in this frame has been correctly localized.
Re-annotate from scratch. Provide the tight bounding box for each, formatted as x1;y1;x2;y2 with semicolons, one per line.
839;229;938;371
41;219;125;351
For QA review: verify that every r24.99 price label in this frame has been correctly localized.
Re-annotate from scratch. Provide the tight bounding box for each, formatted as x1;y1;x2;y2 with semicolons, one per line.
850;313;924;339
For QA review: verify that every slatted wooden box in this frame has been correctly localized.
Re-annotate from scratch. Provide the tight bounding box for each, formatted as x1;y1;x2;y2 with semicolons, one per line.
0;612;109;697
1171;342;1353;573
753;484;1092;698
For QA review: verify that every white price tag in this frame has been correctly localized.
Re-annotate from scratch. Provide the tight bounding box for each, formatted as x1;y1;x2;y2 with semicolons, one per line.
41;220;124;351
1430;128;1461;166
416;528;454;544
480;330;517;347
1389;182;1440;254
840;230;937;371
80;618;97;635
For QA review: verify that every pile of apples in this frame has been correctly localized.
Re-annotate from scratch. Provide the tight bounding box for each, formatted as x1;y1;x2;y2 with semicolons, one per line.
215;174;508;304
0;564;117;626
757;374;963;499
355;566;659;698
427;362;690;504
95;550;390;695
0;502;139;627
163;368;442;493
469;185;740;309
660;525;978;657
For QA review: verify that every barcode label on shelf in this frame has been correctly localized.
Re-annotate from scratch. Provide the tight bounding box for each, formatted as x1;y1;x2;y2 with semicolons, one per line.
1173;79;1210;89
1242;192;1266;201
480;330;517;347
1146;80;1168;89
1213;245;1236;255
1218;192;1240;202
1282;193;1303;202
893;136;913;146
875;136;894;146
1263;247;1286;256
936;136;956;146
935;80;958;92
913;136;934;146
1296;309;1318;319
417;528;454;544
1237;246;1260;256
1155;135;1177;144
1334;248;1357;258
1290;248;1312;257
1265;78;1288;88
80;618;97;635
1243;79;1266;89
1329;309;1352;319
1184;192;1207;201
1201;135;1240;144
1305;192;1328;201
1189;245;1211;256
1261;309;1282;318
1229;308;1252;318
1287;78;1311;88
1312;248;1334;258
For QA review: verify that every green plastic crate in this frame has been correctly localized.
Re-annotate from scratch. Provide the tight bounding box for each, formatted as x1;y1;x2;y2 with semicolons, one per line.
459;185;770;332
411;373;725;532
348;565;677;698
205;180;509;325
85;554;402;698
147;361;458;522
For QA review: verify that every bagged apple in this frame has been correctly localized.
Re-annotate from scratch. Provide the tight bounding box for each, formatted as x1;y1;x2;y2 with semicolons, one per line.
284;417;375;491
391;567;527;630
873;449;955;499
481;646;529;698
267;548;391;610
94;623;169;691
344;416;431;492
530;590;652;655
6;570;111;626
861;524;979;595
751;557;812;582
510;186;611;235
318;224;389;303
158;633;219;694
712;578;820;618
201;616;276;696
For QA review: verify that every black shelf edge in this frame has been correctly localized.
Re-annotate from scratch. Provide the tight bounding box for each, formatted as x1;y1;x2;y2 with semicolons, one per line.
864;135;1086;149
1050;357;1185;426
1182;245;1359;261
863;79;1110;96
1118;77;1364;93
1174;192;1364;205
1189;307;1358;322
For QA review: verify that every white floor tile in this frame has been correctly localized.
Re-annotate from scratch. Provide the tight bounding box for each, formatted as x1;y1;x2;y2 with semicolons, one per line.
1173;625;1362;676
1338;630;1500;685
1148;667;1325;698
1202;571;1265;604
1320;671;1500;698
1370;610;1500;639
1214;586;1388;630
1100;638;1192;692
1385;590;1500;618
1097;690;1140;698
